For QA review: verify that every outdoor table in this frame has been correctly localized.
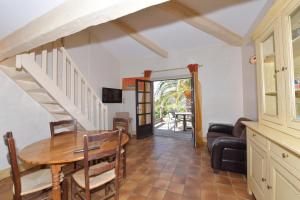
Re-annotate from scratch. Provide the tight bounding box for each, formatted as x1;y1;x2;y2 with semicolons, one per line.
175;112;192;131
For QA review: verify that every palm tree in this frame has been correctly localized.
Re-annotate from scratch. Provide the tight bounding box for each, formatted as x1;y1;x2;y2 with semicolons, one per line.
154;78;191;120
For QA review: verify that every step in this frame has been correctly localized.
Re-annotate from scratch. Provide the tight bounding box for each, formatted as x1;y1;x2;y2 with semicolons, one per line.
42;104;63;112
53;114;73;121
13;73;35;82
50;110;69;115
26;88;47;93
39;100;59;105
30;93;54;102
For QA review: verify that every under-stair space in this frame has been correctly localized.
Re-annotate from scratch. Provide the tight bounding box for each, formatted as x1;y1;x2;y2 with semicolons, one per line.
0;41;108;130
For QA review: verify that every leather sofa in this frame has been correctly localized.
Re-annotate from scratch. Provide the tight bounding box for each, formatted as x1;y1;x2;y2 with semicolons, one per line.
207;117;251;174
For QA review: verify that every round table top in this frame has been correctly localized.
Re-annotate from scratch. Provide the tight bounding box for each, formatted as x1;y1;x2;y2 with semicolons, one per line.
19;131;129;165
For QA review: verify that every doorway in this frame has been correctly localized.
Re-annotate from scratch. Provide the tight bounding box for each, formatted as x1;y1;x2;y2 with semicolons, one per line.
153;78;193;140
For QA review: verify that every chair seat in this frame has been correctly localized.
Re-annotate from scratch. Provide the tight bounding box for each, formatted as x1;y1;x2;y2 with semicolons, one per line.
13;169;64;196
72;162;116;189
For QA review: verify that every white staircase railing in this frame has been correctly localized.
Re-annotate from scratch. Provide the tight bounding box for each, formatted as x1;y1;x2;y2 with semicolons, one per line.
16;41;108;130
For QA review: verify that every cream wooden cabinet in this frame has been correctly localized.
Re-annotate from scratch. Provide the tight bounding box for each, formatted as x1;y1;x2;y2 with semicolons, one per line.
255;0;300;137
245;124;300;200
247;136;268;200
269;158;300;200
248;1;300;199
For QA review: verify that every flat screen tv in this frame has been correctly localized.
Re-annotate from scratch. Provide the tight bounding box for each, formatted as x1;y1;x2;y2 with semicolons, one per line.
102;87;122;103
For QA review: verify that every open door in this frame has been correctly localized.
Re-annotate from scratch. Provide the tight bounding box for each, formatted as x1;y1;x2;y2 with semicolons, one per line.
135;79;153;139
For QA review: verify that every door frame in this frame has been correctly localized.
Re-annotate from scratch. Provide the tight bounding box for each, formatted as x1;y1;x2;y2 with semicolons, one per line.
151;75;195;145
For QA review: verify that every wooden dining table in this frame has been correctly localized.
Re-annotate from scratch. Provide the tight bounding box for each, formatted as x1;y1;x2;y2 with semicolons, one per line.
19;130;129;200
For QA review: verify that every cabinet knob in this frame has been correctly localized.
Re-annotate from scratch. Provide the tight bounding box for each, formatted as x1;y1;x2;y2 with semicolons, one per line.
282;153;289;158
267;185;272;190
281;66;287;71
252;133;256;137
275;69;280;73
261;178;266;182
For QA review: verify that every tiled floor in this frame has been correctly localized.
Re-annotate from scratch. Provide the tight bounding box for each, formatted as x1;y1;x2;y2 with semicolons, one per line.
0;136;254;200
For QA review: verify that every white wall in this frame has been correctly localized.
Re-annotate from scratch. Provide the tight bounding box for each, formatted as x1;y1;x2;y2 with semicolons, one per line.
241;41;258;120
119;44;245;136
64;31;122;128
0;71;54;170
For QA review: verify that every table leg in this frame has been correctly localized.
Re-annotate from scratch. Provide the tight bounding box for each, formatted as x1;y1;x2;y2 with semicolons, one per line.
51;164;62;200
183;115;186;131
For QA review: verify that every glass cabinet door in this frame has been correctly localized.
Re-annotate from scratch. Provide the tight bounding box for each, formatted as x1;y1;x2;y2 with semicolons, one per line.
262;34;278;116
282;2;300;130
257;19;284;125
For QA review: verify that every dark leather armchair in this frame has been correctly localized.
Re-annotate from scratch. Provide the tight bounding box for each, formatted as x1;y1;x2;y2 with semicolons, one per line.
207;117;251;174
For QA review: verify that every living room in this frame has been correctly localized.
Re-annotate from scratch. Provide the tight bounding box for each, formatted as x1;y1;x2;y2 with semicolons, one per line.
1;0;300;200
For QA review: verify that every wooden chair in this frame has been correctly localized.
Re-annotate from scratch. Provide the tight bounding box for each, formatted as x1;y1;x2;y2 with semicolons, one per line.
113;118;128;178
50;119;77;137
50;119;82;170
71;130;122;200
4;132;68;200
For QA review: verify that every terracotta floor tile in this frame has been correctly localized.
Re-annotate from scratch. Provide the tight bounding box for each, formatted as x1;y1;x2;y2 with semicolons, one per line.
168;182;185;194
148;188;166;200
183;186;201;198
201;190;218;200
127;194;148;200
153;179;170;190
134;184;152;197
163;191;182;200
0;136;255;200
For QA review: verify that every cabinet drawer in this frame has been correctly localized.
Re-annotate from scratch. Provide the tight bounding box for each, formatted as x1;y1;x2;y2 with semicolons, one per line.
247;129;267;148
270;142;300;174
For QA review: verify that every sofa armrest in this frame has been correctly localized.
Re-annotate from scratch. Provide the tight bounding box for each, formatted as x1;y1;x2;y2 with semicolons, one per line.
211;137;246;170
208;123;234;134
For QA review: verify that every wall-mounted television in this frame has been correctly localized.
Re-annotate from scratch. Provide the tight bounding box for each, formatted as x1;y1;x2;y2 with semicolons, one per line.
102;87;122;103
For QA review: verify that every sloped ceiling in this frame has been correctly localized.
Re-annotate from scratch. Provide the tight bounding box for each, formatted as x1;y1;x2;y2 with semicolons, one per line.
91;0;272;61
0;0;273;62
0;0;65;40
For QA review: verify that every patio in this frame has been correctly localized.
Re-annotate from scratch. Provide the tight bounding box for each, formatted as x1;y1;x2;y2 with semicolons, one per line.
154;119;192;140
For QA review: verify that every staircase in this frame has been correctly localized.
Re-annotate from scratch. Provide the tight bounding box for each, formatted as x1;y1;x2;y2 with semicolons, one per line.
0;41;108;130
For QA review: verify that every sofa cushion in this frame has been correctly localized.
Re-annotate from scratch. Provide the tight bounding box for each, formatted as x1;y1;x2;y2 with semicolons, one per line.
207;132;232;139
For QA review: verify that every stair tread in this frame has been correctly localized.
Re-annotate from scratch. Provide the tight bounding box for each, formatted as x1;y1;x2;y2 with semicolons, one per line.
39;100;59;105
13;73;35;82
51;110;69;115
27;88;47;93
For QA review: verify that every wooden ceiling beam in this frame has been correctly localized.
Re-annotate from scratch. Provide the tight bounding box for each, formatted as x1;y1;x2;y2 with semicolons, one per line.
114;20;168;58
0;0;169;61
159;1;244;46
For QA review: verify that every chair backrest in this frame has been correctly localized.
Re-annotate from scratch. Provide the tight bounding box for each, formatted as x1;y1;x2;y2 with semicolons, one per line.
232;117;251;137
83;130;122;200
115;112;129;119
113;118;129;134
50;119;77;137
4;132;21;199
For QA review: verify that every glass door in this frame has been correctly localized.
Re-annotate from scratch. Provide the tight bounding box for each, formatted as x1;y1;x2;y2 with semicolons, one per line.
282;1;300;131
256;18;284;125
135;79;153;139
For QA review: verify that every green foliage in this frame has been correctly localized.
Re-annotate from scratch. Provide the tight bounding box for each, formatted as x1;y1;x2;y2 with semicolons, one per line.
154;78;191;120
